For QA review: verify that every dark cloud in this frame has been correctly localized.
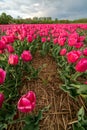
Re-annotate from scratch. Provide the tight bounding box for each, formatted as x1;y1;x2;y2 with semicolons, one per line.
0;0;87;19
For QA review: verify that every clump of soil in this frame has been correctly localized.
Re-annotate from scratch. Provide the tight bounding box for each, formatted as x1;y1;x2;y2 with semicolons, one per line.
8;52;85;130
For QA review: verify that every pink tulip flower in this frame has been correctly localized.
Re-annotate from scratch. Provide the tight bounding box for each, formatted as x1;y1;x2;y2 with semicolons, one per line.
8;54;19;65
0;93;4;108
75;58;87;72
17;91;36;113
41;37;46;43
60;48;67;56
21;50;32;62
83;48;87;56
0;68;6;84
0;40;6;50
27;35;33;43
6;45;14;53
66;50;81;63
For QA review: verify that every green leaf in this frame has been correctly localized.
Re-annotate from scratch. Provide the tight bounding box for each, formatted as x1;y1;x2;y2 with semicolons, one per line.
78;107;84;121
73;124;85;130
70;84;80;89
40;42;50;56
52;45;60;58
23;123;39;130
61;85;78;98
35;110;43;125
73;107;87;130
0;104;16;123
71;72;83;81
73;124;80;130
24;106;50;130
0;124;7;130
23;124;34;130
25;115;33;125
77;85;87;95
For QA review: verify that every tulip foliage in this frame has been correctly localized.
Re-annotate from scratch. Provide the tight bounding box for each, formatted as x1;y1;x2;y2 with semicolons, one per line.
0;24;87;129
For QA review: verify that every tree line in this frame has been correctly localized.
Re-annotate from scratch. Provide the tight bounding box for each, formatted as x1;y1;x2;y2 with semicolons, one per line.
0;12;87;24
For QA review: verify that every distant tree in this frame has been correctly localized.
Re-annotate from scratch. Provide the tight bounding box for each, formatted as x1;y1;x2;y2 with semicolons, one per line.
17;16;22;19
0;12;13;24
33;17;38;21
46;17;52;21
54;18;58;23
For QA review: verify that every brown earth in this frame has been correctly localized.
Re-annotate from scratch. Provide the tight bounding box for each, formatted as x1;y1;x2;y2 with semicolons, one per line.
8;51;86;130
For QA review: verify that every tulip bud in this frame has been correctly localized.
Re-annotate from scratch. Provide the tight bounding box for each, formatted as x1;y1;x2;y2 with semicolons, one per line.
0;68;6;84
0;93;4;108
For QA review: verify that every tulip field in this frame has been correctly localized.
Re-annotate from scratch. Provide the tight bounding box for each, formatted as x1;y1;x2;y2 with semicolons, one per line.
0;24;87;130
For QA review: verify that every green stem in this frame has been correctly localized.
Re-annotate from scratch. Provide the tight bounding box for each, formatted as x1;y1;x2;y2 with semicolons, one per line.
71;72;83;81
8;117;25;125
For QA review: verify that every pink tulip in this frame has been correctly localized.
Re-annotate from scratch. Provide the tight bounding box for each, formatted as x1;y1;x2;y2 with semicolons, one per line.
18;34;25;41
78;36;85;42
6;45;14;53
47;37;50;42
1;36;14;44
0;68;6;84
60;48;67;56
58;37;66;46
7;35;15;43
0;93;4;108
33;34;37;39
22;30;27;37
84;81;87;84
21;50;32;62
8;54;19;65
68;38;77;47
53;38;58;44
41;37;46;43
1;36;8;44
69;32;79;39
17;91;36;113
66;50;81;63
83;48;87;56
27;35;33;43
0;50;4;54
0;40;6;50
75;58;87;72
74;42;83;49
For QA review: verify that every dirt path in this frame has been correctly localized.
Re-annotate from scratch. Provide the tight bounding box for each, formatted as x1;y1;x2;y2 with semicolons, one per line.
8;52;84;130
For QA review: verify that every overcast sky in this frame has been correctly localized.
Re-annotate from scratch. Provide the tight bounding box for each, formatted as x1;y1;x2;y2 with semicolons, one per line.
0;0;87;20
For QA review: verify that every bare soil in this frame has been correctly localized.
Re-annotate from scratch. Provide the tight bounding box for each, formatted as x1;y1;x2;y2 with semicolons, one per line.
8;51;86;130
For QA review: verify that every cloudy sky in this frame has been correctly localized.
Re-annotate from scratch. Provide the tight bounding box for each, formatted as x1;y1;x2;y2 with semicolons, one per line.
0;0;87;20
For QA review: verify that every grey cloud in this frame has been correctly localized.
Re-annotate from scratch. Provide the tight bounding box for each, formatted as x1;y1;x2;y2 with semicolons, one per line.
0;0;87;19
